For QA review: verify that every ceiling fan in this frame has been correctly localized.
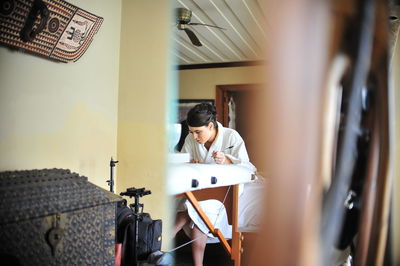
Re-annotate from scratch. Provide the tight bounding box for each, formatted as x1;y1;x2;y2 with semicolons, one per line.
176;7;225;46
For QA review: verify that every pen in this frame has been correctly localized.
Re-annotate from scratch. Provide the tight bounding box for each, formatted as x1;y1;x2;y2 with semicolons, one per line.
212;145;234;161
222;145;234;151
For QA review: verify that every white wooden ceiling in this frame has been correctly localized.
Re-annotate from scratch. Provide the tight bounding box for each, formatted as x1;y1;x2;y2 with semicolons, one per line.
172;0;267;66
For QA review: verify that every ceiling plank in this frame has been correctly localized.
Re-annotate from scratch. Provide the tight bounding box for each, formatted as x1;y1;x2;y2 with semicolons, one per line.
176;0;247;60
175;35;212;63
172;0;266;65
206;0;263;57
226;0;267;50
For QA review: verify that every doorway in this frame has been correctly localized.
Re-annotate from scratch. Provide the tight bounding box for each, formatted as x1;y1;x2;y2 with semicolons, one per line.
216;84;264;172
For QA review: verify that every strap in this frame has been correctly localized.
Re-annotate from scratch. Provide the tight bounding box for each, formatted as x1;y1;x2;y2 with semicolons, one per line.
213;185;231;225
20;0;49;42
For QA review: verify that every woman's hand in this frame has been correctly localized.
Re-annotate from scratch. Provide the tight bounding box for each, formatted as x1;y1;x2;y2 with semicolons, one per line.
212;151;232;164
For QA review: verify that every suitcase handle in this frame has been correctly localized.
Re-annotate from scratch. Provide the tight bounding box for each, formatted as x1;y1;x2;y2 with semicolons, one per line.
20;0;49;42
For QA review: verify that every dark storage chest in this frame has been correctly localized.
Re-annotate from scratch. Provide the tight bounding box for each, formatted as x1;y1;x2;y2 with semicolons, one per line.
0;169;122;265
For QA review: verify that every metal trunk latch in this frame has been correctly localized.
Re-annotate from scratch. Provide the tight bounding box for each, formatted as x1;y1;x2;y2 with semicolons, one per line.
46;213;64;256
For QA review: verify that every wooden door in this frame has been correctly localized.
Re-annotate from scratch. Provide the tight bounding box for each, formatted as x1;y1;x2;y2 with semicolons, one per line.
216;84;264;173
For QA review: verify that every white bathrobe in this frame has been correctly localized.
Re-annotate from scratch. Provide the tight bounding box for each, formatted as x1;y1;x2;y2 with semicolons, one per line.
178;122;256;242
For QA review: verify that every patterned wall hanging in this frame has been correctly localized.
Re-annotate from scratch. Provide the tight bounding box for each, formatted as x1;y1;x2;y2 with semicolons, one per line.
0;0;103;62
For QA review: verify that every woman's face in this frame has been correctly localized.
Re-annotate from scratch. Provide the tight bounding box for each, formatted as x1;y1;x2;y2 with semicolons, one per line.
188;122;214;144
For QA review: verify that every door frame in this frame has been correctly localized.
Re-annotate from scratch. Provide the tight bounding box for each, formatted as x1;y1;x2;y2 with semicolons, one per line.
216;84;263;127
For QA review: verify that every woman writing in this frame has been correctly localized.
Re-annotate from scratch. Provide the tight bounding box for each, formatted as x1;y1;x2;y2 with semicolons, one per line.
172;103;256;266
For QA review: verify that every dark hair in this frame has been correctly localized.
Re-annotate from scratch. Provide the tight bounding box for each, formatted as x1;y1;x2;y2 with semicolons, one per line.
186;103;218;128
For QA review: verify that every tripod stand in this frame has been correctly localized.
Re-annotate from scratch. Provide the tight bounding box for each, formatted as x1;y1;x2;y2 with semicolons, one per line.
120;187;152;266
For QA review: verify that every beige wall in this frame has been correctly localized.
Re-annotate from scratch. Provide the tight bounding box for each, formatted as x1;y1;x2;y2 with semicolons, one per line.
178;65;266;99
117;0;172;234
0;0;122;189
0;0;174;248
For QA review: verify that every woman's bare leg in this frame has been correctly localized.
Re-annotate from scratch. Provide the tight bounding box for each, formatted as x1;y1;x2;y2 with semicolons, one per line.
191;226;208;266
172;211;190;237
173;211;207;265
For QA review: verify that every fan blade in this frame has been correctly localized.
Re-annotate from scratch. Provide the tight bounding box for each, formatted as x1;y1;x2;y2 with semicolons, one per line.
188;22;226;30
184;28;202;46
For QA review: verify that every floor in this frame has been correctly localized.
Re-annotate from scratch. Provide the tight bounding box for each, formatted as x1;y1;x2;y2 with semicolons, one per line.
173;235;233;266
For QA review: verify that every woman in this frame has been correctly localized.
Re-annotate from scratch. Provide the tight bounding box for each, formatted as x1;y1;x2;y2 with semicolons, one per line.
172;103;256;266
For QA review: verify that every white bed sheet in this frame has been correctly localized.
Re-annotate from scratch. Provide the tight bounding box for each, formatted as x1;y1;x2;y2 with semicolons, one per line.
238;180;266;231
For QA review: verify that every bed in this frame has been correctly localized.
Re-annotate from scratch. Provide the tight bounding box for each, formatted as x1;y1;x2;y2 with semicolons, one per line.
168;163;265;266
